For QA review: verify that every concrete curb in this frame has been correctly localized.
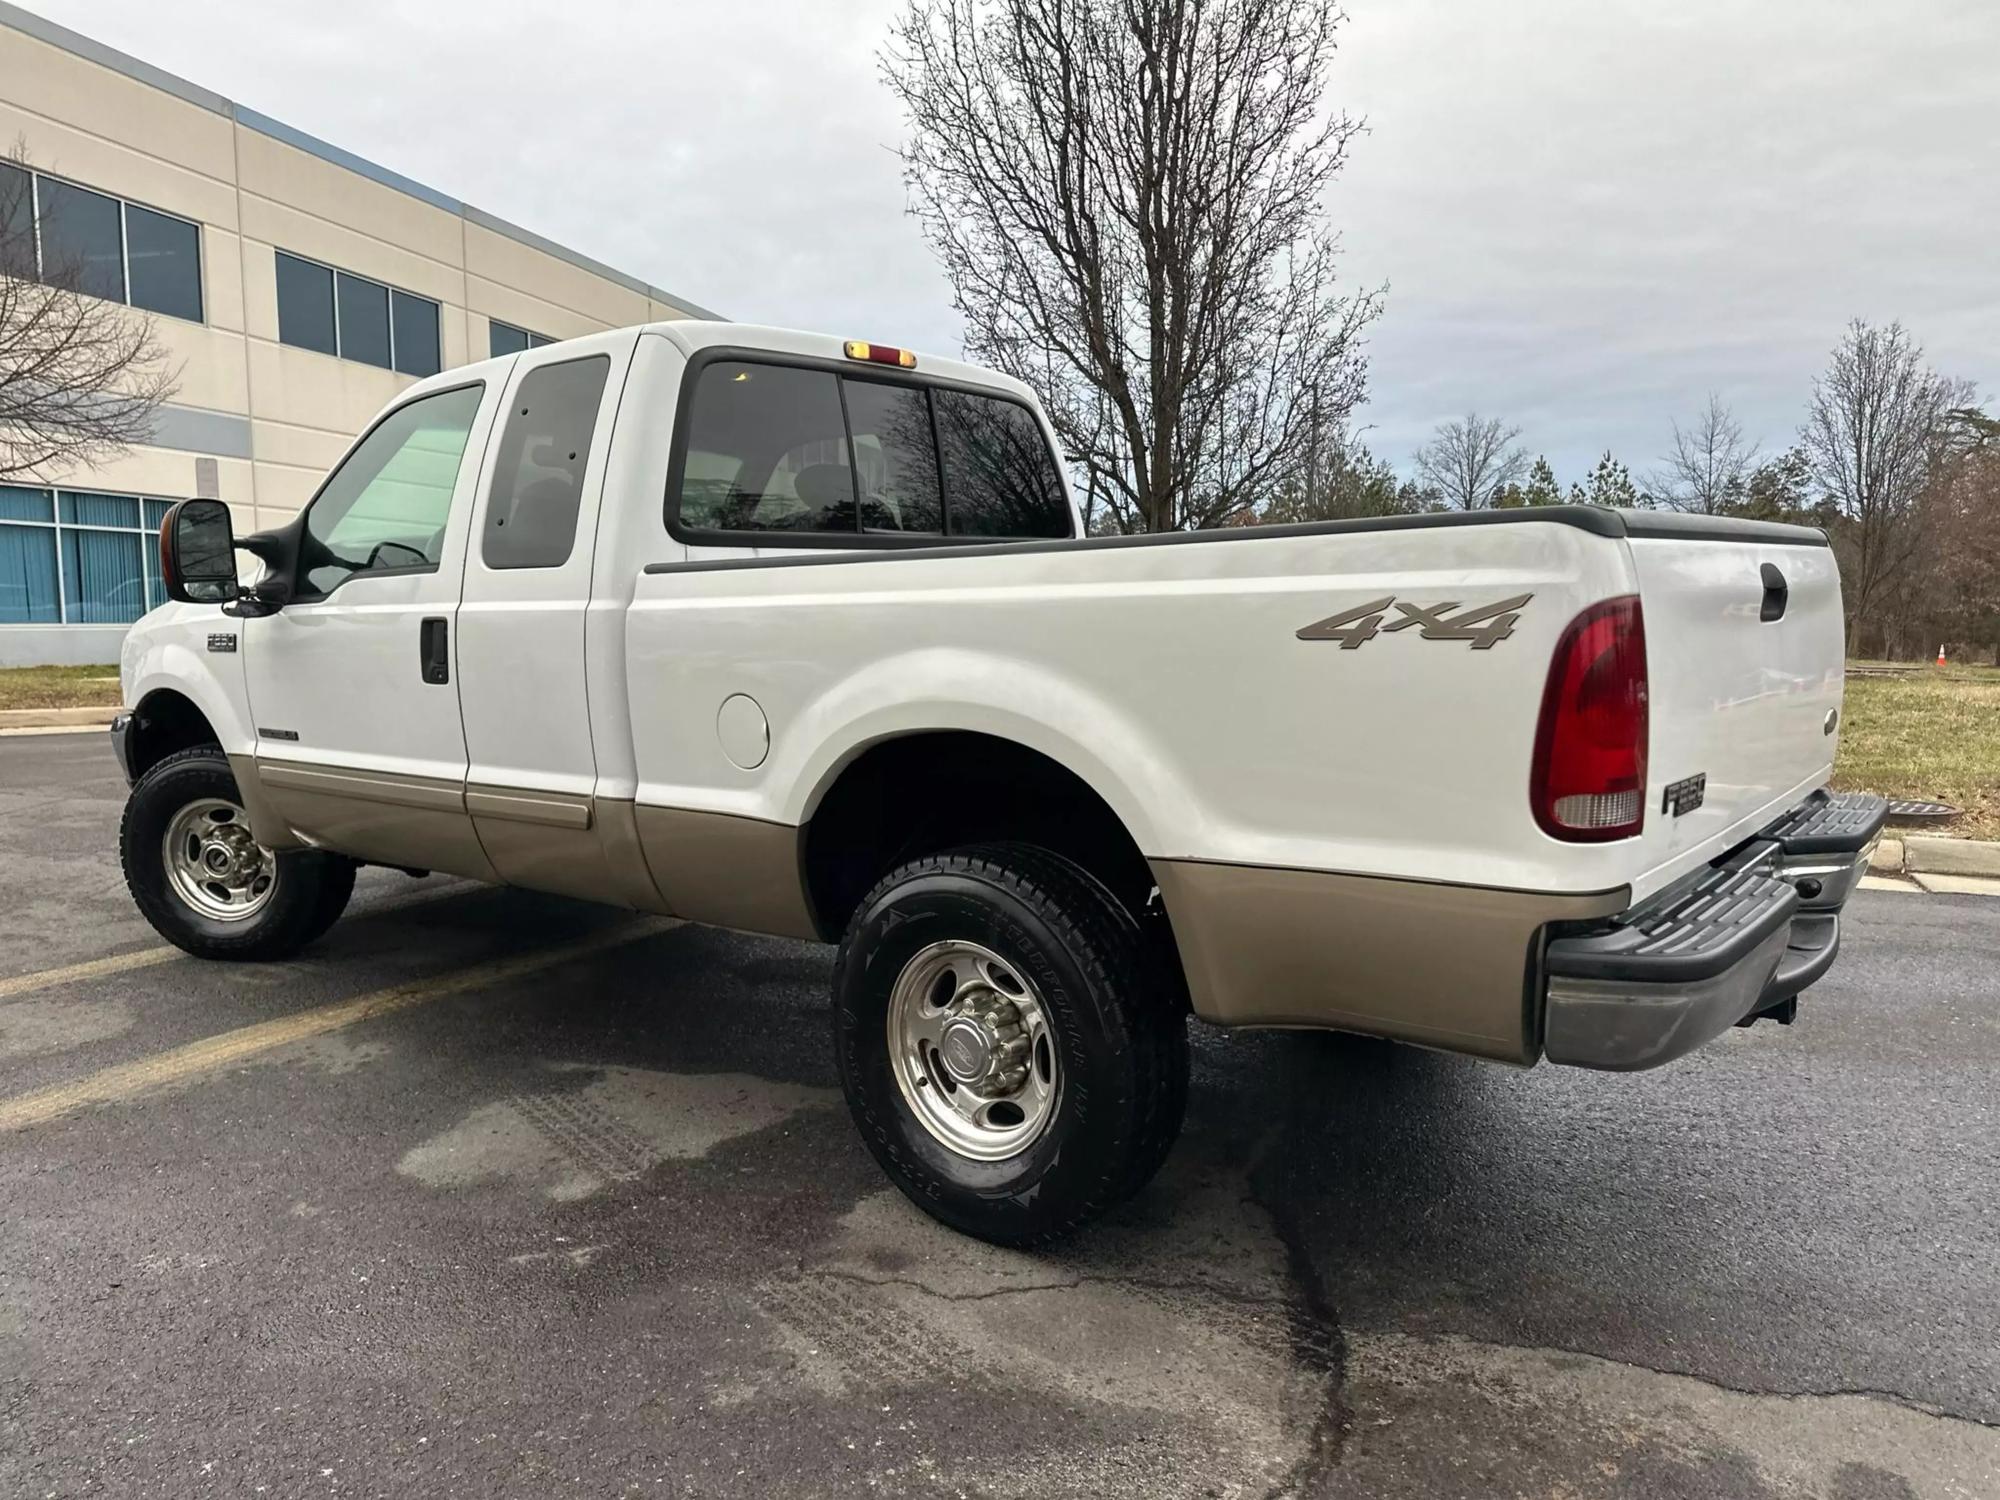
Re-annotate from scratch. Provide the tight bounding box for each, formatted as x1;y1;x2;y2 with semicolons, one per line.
1868;832;2000;896
1902;835;2000;879
0;705;120;729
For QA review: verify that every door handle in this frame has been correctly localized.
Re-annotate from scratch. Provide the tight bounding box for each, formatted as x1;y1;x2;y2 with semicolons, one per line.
1759;563;1788;623
420;617;450;684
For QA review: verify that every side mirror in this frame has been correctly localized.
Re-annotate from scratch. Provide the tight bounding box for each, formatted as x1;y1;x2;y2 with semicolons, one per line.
160;499;239;605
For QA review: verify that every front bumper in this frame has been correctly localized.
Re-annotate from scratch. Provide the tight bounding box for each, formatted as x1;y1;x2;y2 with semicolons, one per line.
109;712;136;785
1542;789;1886;1071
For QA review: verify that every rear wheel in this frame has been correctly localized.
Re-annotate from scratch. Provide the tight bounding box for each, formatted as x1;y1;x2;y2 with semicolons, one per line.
833;843;1188;1246
120;746;355;960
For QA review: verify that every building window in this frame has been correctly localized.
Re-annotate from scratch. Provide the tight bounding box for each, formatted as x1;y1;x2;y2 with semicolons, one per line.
489;320;554;358
0;486;175;626
0;161;204;322
274;250;440;377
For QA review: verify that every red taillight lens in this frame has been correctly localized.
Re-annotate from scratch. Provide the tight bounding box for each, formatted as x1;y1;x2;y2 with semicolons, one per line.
1531;595;1648;842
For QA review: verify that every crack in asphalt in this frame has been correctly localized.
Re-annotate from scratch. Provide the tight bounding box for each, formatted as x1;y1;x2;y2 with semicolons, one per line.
1447;1339;2000;1431
807;1264;1300;1313
1249;1134;1348;1500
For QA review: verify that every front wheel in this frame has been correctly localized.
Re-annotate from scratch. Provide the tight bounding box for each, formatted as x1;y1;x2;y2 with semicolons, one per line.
833;844;1188;1247
119;746;355;961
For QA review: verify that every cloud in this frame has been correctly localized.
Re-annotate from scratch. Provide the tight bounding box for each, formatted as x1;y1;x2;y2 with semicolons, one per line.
27;0;1998;483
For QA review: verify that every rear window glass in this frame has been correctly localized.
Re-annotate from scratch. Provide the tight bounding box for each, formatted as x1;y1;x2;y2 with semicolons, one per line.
933;390;1071;539
482;355;610;569
677;362;853;534
673;360;1070;541
844;379;942;535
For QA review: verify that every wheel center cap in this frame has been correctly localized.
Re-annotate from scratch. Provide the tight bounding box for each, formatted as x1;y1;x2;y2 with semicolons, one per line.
939;1017;993;1084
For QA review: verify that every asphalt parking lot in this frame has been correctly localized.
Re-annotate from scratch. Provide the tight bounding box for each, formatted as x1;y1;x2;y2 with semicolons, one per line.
1;732;1996;1499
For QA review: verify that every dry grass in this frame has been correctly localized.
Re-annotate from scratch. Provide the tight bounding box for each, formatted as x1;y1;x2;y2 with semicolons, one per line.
1834;662;2000;839
0;664;122;711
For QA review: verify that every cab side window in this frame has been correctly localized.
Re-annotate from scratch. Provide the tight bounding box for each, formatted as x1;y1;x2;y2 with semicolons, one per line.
482;355;611;569
299;384;483;598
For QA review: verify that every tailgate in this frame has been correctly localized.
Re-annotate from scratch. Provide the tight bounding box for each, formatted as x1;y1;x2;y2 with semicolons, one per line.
1626;531;1845;895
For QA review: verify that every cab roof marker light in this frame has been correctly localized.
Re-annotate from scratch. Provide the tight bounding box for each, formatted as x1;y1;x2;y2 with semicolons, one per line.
844;340;917;369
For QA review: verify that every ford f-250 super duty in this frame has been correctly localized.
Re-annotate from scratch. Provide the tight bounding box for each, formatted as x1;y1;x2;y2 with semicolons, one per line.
111;320;1883;1245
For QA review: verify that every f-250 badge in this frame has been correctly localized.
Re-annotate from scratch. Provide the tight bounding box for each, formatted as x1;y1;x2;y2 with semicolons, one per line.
1296;593;1533;650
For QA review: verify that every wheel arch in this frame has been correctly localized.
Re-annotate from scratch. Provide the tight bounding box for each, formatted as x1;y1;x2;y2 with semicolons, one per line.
124;686;225;782
799;727;1164;945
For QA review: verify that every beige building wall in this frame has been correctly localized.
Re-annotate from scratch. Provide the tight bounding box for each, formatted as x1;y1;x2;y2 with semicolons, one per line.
0;3;714;663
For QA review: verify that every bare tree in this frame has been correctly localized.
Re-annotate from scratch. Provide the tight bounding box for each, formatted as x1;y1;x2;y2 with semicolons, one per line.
0;143;178;483
1656;393;1755;514
1801;320;1972;639
1412;413;1527;509
884;0;1382;533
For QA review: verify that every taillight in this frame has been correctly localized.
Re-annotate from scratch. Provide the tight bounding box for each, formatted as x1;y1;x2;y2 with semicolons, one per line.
1531;595;1648;841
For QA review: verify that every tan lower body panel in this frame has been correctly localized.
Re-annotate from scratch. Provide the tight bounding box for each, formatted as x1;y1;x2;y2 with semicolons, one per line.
1150;858;1627;1063
632;804;819;941
235;757;813;928
468;787;672;914
247;759;500;883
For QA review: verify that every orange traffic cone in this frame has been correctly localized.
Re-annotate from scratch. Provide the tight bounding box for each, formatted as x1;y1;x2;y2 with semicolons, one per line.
1937;644;1947;666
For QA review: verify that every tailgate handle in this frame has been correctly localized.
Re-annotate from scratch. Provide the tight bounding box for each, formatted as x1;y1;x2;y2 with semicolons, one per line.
1759;563;1788;622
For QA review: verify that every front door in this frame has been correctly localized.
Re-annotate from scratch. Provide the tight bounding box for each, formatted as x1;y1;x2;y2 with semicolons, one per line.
242;378;504;879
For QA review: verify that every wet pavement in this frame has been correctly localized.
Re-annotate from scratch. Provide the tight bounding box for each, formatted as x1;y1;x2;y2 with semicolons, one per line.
1;732;1995;1498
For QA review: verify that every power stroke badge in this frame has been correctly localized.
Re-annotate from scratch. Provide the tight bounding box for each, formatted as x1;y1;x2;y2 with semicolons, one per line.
1296;593;1533;650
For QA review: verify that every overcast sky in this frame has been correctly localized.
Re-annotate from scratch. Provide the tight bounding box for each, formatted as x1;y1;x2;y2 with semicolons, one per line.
29;0;2000;483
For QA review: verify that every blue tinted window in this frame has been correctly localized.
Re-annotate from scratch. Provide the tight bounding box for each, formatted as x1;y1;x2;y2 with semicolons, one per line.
0;162;31;278
276;252;337;355
143;499;173;529
60;526;146;624
391;289;440;377
61;493;142;529
0;523;60;623
489;321;530;358
36;178;125;302
0;487;55;524
125;203;203;321
336;272;392;370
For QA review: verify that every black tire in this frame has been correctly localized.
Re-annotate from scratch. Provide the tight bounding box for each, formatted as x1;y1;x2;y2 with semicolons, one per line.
833;843;1189;1247
119;745;355;961
300;853;360;945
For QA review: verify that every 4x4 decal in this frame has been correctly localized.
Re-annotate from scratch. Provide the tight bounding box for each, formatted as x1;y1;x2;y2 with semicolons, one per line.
1296;593;1534;650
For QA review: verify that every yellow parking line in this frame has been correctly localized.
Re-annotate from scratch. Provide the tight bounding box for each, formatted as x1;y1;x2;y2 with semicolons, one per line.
0;921;670;1133
0;946;178;1002
0;881;476;1005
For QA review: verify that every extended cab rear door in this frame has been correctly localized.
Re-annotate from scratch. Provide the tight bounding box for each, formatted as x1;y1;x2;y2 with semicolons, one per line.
453;330;640;898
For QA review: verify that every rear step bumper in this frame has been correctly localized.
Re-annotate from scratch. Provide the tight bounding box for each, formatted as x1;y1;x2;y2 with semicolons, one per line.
1542;790;1885;1071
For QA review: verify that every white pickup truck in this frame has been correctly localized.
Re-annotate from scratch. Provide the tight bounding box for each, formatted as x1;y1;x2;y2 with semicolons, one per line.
113;320;1883;1244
